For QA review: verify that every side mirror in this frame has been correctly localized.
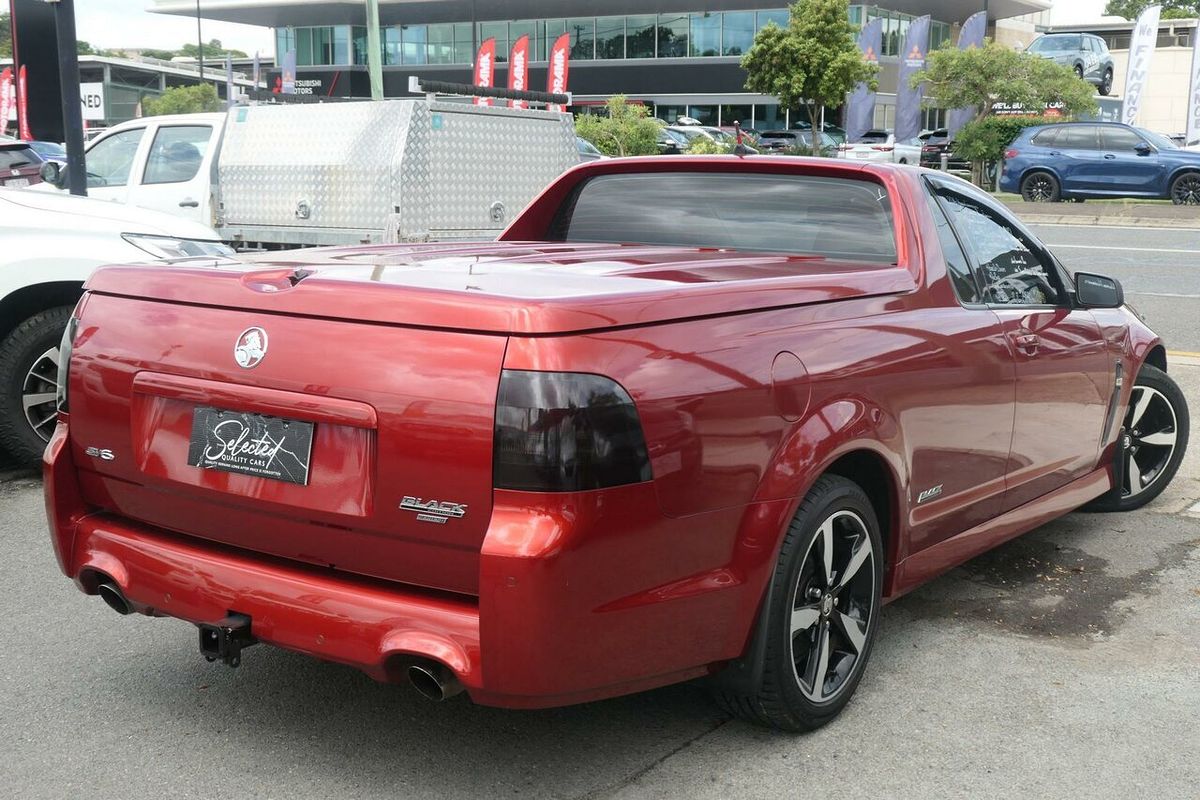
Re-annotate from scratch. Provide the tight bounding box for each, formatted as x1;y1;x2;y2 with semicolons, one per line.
1075;272;1123;308
1135;142;1152;155
39;160;67;188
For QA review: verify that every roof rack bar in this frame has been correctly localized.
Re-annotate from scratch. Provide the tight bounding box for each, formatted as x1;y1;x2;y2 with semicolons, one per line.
407;76;571;107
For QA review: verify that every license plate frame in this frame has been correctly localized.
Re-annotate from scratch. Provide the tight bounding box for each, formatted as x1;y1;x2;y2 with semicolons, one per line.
187;406;314;485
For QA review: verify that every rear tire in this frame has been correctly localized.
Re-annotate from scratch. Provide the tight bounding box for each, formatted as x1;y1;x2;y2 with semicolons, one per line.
1085;364;1189;512
1021;171;1061;203
1074;64;1085;80
1099;68;1113;96
712;475;883;731
0;306;73;465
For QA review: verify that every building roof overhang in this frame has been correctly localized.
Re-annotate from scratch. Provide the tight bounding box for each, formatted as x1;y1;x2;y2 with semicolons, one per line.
150;0;1052;29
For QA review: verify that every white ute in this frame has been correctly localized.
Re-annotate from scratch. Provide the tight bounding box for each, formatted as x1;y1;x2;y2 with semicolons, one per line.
0;187;230;464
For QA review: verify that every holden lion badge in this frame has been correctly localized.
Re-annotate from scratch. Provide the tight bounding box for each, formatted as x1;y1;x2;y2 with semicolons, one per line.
234;327;268;369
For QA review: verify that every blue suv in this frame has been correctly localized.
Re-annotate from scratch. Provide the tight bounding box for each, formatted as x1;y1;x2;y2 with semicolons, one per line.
1000;122;1200;205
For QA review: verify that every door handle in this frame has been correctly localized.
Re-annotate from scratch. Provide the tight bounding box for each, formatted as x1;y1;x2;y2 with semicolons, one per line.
179;199;199;208
1103;154;1117;159
1012;333;1040;355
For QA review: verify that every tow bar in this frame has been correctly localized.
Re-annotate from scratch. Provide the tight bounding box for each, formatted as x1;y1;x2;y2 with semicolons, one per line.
198;613;257;668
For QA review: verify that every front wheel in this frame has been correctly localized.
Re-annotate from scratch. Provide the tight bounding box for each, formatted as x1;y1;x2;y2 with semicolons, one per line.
713;475;883;731
1021;171;1061;203
0;306;74;465
1087;364;1189;512
1170;172;1200;205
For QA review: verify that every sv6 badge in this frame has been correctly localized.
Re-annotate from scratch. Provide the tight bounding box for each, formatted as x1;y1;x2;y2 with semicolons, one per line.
400;496;468;525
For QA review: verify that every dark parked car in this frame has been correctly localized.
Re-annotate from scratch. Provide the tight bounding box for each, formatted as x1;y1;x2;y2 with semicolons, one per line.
1000;122;1200;204
1026;33;1114;95
0;141;48;188
656;127;689;155
758;130;837;156
919;129;970;174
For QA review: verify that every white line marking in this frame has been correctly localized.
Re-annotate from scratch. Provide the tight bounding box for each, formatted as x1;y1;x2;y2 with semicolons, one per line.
1046;244;1200;254
1030;222;1200;233
1127;291;1200;298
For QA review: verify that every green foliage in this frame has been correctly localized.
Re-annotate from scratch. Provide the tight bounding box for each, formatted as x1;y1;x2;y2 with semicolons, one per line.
77;41;96;56
140;48;182;61
953;115;1046;164
142;84;223;117
0;13;10;59
180;39;248;60
685;137;730;155
1104;0;1199;19
741;0;876;155
574;95;662;157
914;40;1098;126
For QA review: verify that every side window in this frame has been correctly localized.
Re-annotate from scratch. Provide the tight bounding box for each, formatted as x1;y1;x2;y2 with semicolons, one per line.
1032;127;1061;147
1059;126;1099;150
935;191;1063;307
1100;126;1144;152
924;184;980;305
143;125;211;185
84;128;145;187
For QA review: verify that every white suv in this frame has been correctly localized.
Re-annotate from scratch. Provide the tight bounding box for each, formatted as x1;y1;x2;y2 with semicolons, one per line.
0;187;231;464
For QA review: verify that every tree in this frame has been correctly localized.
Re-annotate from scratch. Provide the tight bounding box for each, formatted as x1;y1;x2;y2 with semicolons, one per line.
1105;1;1199;19
740;0;876;155
0;13;11;59
77;41;96;56
142;84;222;116
913;41;1097;183
574;95;662;157
180;39;248;60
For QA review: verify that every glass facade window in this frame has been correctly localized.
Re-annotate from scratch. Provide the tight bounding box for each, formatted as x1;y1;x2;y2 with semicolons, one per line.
428;23;456;64
930;21;951;50
758;10;790;30
626;15;656;58
333;26;350;65
454;23;474;63
567;18;595;60
596;16;624;59
479;21;509;61
658;13;689;58
383;27;401;65
275;28;295;63
687;104;718;124
402;25;427;64
541;19;567;61
723;12;755;56
295;27;313;65
690;13;721;57
313;27;333;65
720;104;753;128
755;104;785;131
509;19;537;57
849;6;863;28
352;27;367;65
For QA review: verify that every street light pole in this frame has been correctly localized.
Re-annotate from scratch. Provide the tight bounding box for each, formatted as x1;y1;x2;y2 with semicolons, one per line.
50;0;87;196
196;0;204;80
365;0;383;100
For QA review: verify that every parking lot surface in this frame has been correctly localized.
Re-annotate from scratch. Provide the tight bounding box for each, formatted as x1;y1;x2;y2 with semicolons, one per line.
4;366;1198;799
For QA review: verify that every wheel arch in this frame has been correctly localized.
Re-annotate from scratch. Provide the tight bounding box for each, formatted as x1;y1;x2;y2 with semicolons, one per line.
0;282;85;344
1142;344;1168;374
1166;165;1200;187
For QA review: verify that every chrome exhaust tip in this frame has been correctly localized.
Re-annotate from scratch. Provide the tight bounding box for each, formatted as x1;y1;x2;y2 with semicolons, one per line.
408;662;464;702
97;581;133;616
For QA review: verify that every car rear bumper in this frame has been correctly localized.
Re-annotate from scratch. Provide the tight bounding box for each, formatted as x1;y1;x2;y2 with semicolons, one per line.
45;422;775;708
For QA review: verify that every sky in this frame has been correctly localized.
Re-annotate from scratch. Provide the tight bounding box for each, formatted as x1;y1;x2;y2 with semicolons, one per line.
75;0;275;55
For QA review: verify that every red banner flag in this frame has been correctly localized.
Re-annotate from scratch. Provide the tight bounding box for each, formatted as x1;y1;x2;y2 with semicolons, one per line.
473;37;496;106
17;65;31;141
0;68;12;137
507;35;530;109
546;33;571;113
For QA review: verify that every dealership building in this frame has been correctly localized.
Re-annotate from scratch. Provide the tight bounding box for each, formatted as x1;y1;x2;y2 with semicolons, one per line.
154;1;1051;130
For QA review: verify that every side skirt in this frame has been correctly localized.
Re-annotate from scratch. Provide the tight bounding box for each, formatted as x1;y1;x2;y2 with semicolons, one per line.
888;467;1111;599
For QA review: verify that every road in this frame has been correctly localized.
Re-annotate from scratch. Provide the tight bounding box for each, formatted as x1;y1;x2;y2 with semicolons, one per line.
4;221;1200;798
1030;222;1200;354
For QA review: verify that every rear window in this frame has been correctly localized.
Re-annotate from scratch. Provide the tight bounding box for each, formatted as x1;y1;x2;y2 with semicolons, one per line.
0;146;34;170
549;172;897;263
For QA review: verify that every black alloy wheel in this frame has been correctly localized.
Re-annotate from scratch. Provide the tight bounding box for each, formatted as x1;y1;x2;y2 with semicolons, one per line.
1170;173;1200;206
1021;171;1061;203
713;475;883;731
1100;69;1113;95
1087;364;1189;512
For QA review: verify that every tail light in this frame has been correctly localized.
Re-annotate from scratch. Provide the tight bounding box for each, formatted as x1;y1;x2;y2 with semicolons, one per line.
493;370;652;492
55;316;79;413
922;145;938;152
871;145;894;152
1004;148;1019;159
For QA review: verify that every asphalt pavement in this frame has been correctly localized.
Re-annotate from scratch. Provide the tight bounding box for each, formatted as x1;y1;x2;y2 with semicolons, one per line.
3;221;1199;799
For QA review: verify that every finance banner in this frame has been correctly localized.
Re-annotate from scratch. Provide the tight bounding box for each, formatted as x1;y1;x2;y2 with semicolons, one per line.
1122;4;1161;126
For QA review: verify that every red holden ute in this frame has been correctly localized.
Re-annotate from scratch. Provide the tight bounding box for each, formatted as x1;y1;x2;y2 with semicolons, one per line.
44;157;1189;731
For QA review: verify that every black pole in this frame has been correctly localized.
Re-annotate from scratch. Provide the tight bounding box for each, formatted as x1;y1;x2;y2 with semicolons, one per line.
196;0;205;80
53;0;87;197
